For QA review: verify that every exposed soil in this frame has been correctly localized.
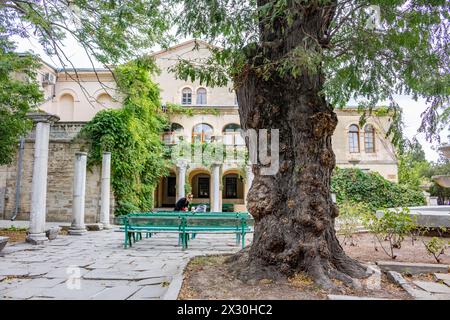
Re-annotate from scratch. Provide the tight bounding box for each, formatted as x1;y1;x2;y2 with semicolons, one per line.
0;229;27;243
179;233;450;300
179;255;410;300
341;233;450;265
0;227;68;244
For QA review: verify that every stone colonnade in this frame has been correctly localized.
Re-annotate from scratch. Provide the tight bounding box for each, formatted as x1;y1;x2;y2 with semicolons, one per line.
26;112;112;244
172;162;254;212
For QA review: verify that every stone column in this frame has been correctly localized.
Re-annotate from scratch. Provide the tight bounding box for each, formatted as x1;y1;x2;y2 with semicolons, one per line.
26;113;59;245
100;152;111;229
211;163;221;212
176;161;187;200
69;152;87;235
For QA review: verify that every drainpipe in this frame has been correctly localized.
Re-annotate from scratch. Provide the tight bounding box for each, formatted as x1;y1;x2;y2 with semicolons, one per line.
11;137;25;221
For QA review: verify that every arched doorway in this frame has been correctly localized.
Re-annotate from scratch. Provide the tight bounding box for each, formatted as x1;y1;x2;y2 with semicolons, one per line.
155;171;177;208
222;171;245;208
189;170;212;207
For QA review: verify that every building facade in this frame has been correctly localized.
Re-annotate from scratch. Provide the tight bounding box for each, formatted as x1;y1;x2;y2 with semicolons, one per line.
0;40;398;221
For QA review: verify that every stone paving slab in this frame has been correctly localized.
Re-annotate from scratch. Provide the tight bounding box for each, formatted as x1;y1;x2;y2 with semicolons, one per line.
377;261;449;274
434;273;450;281
128;285;168;300
37;283;106;299
3;287;46;299
413;281;450;294
0;229;250;300
90;286;140;300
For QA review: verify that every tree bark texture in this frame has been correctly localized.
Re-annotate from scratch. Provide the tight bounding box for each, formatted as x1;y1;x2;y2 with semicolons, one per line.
231;0;369;288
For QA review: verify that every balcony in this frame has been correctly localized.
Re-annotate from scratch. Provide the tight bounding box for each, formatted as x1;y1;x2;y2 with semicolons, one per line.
162;134;247;164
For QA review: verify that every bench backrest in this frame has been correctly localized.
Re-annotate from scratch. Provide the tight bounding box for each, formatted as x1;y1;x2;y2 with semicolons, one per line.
125;211;253;229
184;215;245;229
126;214;182;228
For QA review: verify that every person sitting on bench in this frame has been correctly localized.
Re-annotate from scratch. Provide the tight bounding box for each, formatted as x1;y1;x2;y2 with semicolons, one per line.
174;193;193;212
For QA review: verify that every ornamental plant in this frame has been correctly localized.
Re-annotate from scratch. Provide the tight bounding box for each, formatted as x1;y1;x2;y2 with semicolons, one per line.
363;207;417;259
336;201;372;246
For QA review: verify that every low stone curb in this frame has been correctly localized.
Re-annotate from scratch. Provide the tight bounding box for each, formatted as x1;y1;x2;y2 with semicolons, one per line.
327;294;390;300
386;271;431;299
377;261;449;275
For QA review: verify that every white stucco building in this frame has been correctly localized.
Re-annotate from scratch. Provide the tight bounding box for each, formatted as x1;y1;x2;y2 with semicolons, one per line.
0;40;398;220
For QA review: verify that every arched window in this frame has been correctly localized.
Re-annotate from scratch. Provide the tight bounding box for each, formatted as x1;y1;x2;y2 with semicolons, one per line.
223;123;243;145
163;123;184;144
364;124;375;153
348;124;360;153
59;93;75;121
97;93;112;108
196;88;207;105
192;123;213;143
181;87;192;105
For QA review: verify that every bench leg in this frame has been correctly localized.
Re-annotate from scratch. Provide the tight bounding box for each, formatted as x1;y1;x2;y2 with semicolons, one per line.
182;233;188;250
128;232;133;247
241;232;245;249
191;233;196;240
236;233;241;245
124;232;128;249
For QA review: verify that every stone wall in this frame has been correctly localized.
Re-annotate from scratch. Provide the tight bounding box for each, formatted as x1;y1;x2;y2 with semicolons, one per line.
0;122;113;223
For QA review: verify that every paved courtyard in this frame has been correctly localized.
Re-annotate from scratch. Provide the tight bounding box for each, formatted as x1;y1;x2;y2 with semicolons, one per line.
0;228;252;300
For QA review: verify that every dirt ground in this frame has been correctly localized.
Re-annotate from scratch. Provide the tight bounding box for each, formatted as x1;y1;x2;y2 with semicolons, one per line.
0;229;27;243
341;233;450;264
179;233;450;300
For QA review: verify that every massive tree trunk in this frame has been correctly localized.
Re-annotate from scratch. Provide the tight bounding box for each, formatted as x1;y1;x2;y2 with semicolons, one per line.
230;0;369;288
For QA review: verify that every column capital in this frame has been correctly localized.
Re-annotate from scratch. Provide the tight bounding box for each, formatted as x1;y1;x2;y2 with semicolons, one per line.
211;161;222;168
102;151;112;156
75;152;88;156
27;112;60;124
176;160;189;169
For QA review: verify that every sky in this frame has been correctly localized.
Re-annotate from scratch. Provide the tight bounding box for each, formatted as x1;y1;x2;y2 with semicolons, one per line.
13;35;449;162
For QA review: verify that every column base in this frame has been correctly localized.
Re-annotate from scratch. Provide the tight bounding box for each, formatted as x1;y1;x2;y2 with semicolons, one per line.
100;223;111;230
26;233;49;245
68;227;87;236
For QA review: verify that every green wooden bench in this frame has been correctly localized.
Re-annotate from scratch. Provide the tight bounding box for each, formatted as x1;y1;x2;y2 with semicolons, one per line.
121;211;253;250
222;203;234;212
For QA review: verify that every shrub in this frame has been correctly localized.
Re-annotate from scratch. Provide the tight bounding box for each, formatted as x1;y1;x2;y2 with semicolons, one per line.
336;201;372;246
363;207;417;259
331;168;426;211
423;237;448;263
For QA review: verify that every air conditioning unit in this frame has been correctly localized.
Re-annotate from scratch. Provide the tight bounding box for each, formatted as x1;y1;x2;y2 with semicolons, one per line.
42;73;56;85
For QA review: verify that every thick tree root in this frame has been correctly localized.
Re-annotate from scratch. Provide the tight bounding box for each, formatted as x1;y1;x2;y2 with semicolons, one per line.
226;247;372;291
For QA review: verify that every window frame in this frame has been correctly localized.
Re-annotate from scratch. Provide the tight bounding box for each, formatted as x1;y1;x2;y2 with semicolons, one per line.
364;124;376;153
224;176;238;199
181;87;192;105
348;124;360;153
197;177;210;198
192;123;213;143
196;88;207;105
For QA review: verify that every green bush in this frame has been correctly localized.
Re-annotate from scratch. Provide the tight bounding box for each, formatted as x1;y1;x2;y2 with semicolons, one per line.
331;168;425;211
363;207;417;259
337;201;372;246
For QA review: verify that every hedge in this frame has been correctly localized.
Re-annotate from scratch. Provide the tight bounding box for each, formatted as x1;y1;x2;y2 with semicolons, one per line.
331;168;426;211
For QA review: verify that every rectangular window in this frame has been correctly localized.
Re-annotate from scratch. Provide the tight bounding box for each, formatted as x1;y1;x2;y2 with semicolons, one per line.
225;177;238;199
365;133;375;153
182;93;192;105
167;177;176;197
349;132;359;153
198;177;210;198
